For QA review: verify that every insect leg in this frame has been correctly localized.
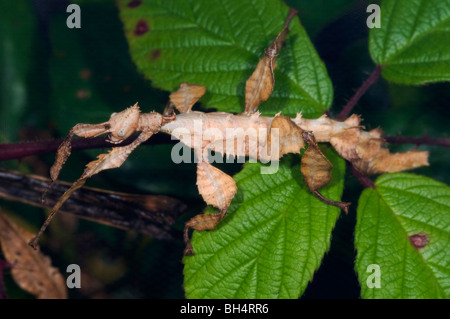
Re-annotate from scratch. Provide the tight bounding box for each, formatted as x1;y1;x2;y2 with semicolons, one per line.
43;104;142;204
243;8;298;115
29;105;169;248
183;159;237;255
183;209;227;256
300;131;351;213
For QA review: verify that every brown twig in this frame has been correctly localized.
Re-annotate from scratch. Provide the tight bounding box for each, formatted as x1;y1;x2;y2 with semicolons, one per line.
0;133;175;162
332;65;383;189
0;169;186;240
348;161;375;189
384;135;450;148
337;65;383;121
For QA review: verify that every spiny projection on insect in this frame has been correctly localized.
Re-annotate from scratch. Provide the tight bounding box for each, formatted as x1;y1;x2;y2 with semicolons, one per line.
30;8;429;255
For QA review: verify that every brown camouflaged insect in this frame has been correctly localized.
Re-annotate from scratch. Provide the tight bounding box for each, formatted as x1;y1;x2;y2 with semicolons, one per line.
30;8;428;255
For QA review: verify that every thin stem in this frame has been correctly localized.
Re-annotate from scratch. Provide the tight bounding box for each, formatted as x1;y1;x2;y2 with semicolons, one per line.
0;133;174;162
348;161;375;189
384;135;450;148
337;65;382;121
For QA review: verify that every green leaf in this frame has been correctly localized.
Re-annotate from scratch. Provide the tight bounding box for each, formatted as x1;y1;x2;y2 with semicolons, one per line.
184;150;345;299
355;173;450;298
49;2;167;133
369;0;450;84
118;0;332;117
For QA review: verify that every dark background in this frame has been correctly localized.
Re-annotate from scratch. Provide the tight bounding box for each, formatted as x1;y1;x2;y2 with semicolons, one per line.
0;0;448;298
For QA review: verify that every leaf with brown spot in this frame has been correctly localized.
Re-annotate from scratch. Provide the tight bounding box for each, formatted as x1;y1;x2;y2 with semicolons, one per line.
127;0;142;8
134;20;149;36
356;174;450;298
409;233;429;250
0;213;67;299
149;49;161;61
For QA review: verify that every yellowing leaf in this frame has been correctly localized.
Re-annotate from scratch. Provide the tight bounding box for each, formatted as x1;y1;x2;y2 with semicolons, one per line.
0;213;68;299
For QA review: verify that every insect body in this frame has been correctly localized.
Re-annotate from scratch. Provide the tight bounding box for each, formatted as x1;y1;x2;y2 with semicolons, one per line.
29;9;429;254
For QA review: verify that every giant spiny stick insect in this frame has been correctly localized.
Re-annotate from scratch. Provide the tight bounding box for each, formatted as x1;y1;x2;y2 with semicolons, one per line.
30;9;429;255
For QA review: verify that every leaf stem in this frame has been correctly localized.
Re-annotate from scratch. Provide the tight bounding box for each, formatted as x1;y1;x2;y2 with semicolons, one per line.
348;161;375;189
337;65;382;121
0;134;175;162
384;135;450;148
